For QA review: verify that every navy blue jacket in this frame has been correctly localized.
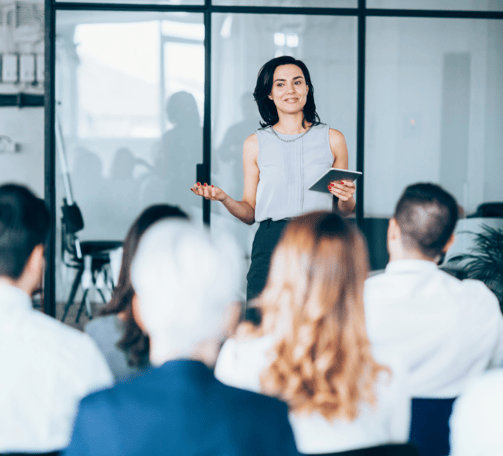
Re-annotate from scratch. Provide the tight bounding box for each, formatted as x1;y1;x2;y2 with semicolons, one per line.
64;359;300;456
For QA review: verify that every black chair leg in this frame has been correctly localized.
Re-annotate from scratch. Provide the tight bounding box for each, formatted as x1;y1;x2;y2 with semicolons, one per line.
97;288;107;304
75;288;89;324
61;267;84;322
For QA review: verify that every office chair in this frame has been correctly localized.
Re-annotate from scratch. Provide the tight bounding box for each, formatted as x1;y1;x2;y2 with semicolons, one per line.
60;199;122;323
409;397;456;456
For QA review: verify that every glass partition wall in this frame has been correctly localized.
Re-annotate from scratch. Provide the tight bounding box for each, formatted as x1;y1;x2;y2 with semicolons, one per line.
45;0;503;318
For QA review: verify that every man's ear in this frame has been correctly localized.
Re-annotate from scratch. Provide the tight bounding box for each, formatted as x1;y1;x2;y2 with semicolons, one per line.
26;244;45;279
20;244;45;296
442;233;456;254
387;218;401;242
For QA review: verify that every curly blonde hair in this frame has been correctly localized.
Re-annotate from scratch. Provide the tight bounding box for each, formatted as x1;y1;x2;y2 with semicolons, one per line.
252;211;388;421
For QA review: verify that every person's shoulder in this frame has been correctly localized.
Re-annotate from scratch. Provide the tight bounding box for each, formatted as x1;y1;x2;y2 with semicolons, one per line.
218;335;272;368
364;270;389;293
457;277;500;311
435;268;496;301
29;310;97;348
219;376;288;414
366;269;387;283
433;271;502;324
243;133;260;163
65;383;124;454
224;333;273;349
78;381;115;409
328;127;346;144
77;372;143;417
84;314;122;338
215;335;273;393
213;379;299;455
244;131;260;145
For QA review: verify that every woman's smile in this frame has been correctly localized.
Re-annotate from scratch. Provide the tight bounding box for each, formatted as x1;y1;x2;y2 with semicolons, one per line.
268;64;309;114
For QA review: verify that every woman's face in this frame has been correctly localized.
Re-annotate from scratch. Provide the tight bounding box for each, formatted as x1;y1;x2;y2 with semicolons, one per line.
268;64;309;116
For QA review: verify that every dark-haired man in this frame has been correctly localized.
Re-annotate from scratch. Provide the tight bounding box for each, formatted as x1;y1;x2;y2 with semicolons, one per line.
365;183;503;397
0;184;113;453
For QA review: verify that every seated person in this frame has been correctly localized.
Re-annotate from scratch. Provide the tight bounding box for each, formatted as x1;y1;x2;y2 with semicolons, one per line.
365;183;503;398
449;369;503;456
215;211;410;455
85;204;187;380
64;219;300;456
0;184;113;453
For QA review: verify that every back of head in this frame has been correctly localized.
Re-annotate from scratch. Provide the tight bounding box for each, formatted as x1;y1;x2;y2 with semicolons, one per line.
257;211;385;420
131;219;242;361
394;183;458;259
0;184;49;279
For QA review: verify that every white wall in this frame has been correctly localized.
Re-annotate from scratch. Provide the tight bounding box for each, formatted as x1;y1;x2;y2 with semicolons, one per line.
0;107;44;196
365;18;503;217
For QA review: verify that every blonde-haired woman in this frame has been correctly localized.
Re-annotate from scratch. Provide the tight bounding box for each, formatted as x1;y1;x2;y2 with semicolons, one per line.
215;211;411;455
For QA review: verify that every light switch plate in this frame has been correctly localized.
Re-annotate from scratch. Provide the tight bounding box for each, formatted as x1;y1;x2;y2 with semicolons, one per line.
36;54;44;82
20;54;35;82
2;54;18;82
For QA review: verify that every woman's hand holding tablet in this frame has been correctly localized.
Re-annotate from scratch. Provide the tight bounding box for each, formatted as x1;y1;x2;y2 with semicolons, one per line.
308;168;361;202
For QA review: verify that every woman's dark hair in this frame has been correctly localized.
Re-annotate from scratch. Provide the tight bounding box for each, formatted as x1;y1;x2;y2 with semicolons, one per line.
101;204;188;367
253;56;321;129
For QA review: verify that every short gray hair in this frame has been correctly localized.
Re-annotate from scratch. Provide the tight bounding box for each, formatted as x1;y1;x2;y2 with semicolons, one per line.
131;219;242;357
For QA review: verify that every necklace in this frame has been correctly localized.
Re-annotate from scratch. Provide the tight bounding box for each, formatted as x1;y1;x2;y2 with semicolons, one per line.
271;125;312;143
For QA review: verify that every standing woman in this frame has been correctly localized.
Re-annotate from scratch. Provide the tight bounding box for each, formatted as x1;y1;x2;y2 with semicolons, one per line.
191;56;356;302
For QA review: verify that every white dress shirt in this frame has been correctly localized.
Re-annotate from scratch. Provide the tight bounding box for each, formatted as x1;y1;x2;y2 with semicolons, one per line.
215;335;411;454
449;369;503;456
364;260;503;398
0;283;114;453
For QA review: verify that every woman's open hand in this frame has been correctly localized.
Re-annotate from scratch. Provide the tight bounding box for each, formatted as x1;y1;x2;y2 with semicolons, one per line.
190;183;227;202
328;180;356;202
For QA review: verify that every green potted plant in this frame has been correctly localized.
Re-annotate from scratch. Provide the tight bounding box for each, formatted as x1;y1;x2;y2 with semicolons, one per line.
447;225;503;313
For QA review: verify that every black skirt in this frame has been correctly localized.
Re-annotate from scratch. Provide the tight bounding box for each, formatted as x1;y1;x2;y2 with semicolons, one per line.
246;219;290;303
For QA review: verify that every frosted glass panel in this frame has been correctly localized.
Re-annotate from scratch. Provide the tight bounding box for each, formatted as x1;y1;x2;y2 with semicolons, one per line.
365;17;503;218
367;0;503;11
58;0;203;4
214;0;356;6
211;13;357;278
55;10;204;309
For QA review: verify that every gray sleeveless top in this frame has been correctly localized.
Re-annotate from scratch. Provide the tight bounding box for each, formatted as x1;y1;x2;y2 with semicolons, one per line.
255;124;334;222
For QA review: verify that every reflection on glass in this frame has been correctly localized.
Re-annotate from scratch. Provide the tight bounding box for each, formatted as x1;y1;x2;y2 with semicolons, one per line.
154;91;202;210
365;17;503;218
214;0;356;6
367;0;503;11
56;10;204;306
211;13;358;294
58;0;203;4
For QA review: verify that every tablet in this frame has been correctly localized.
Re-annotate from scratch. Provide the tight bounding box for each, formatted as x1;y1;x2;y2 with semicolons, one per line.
308;168;362;194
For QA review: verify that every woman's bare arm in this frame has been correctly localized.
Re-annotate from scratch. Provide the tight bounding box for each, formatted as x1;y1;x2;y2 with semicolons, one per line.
190;134;259;225
327;129;356;216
